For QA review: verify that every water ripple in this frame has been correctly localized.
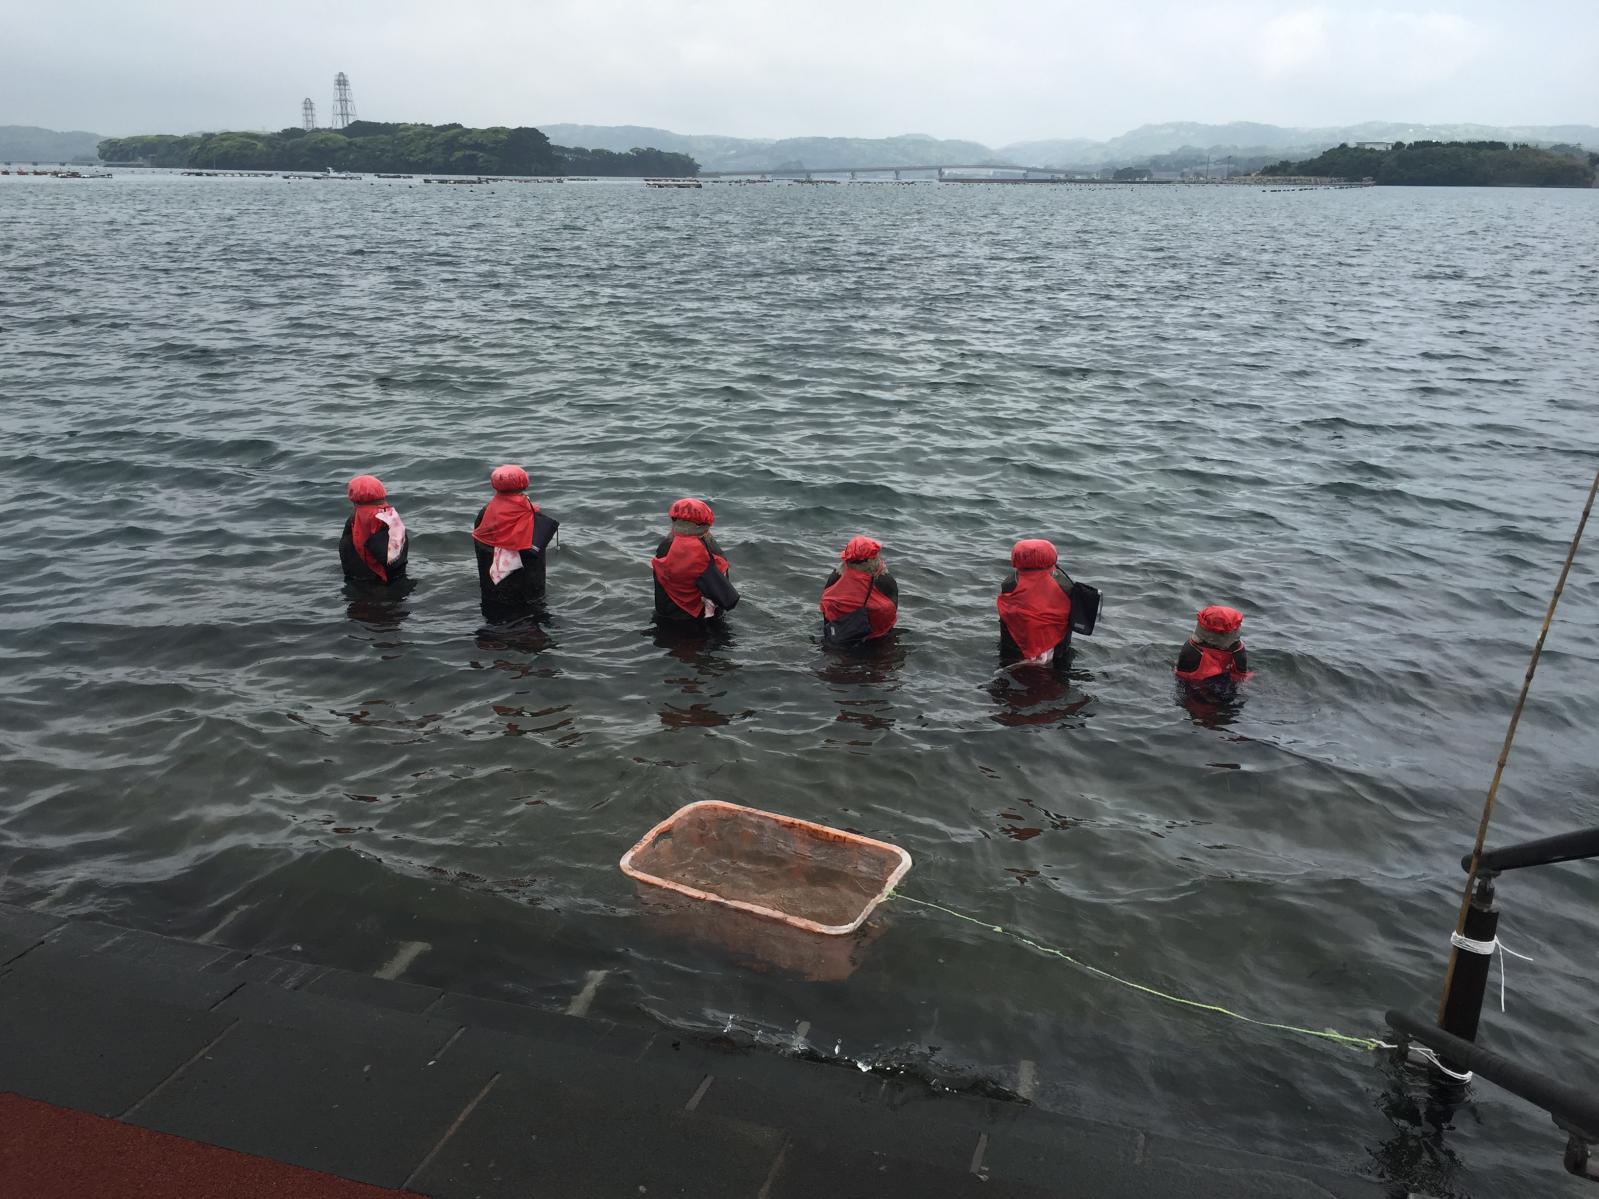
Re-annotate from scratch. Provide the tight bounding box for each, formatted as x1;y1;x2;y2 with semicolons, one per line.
1;174;1597;1193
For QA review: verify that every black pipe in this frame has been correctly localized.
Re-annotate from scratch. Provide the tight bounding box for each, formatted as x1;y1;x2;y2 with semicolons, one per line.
1438;875;1499;1047
1465;826;1599;874
1386;1009;1599;1138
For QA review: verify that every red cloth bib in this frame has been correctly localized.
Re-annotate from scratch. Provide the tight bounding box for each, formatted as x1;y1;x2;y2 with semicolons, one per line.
819;569;897;640
350;503;394;581
997;570;1071;660
1176;640;1250;684
652;534;728;617
473;493;536;551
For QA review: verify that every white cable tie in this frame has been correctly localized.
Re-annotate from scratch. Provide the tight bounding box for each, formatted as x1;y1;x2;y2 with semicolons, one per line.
1449;931;1534;1012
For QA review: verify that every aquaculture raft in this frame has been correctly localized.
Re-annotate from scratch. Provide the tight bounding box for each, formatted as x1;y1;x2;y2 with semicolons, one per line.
620;800;911;935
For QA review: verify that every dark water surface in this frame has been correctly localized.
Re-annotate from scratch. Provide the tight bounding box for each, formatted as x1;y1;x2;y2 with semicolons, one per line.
3;173;1597;1194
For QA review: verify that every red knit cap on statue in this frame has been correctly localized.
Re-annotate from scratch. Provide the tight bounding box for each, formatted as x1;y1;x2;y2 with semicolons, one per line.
347;475;386;504
1010;539;1058;571
840;535;882;563
491;465;529;492
1197;605;1244;635
668;498;715;526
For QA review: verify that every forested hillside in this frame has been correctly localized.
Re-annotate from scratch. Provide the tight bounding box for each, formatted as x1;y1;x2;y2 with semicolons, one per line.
98;122;699;176
1258;141;1595;187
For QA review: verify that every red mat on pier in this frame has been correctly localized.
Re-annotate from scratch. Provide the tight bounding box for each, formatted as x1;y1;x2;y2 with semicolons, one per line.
0;1092;418;1198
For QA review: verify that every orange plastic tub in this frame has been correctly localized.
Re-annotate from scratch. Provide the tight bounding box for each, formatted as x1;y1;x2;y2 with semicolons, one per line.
619;800;912;935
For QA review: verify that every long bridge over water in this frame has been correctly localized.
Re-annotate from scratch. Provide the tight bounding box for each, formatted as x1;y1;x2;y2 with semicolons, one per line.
698;164;1353;186
699;163;1071;180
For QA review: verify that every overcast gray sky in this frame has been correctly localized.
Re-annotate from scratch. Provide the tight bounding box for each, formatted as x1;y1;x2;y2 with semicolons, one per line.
6;0;1595;142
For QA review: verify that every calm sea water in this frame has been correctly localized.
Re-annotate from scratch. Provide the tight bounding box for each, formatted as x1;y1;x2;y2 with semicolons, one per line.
2;171;1597;1195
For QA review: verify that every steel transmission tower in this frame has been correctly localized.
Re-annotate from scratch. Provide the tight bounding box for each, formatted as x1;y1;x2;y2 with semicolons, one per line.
332;73;356;129
302;98;317;131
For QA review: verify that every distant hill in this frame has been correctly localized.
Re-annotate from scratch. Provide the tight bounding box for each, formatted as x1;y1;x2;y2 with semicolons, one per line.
991;138;1102;166
729;134;996;172
1261;140;1593;187
537;124;765;165
0;125;104;163
1000;121;1599;167
544;119;1598;172
23;118;1599;173
540;124;1000;171
98;123;699;177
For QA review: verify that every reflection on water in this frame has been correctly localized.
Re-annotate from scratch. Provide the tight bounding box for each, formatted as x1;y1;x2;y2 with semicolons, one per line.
343;577;416;635
652;617;736;664
474;614;553;655
492;701;578;743
635;888;887;982
1176;681;1248;730
985;659;1094;728
469;615;560;682
658;701;740;729
994;794;1094;845
815;633;906;678
3;177;1595;1199
828;697;894;734
480;597;549;631
1369;1057;1472;1199
652;619;749;729
332;698;444;732
816;636;906;742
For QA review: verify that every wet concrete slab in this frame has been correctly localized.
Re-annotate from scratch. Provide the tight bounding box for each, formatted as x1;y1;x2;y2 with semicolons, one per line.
214;981;459;1067
765;1136;1062;1199
0;902;1387;1198
0;902;61;966
304;965;443;1013
0;971;233;1117
4;938;243;1010
131;1022;495;1189
410;1072;786;1198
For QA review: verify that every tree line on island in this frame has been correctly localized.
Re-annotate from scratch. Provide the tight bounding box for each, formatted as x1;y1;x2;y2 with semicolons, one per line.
98;122;700;177
95;127;1597;187
1258;140;1595;187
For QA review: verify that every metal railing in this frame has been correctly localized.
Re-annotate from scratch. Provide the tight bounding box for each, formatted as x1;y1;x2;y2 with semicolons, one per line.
1388;824;1599;1182
1462;826;1599;874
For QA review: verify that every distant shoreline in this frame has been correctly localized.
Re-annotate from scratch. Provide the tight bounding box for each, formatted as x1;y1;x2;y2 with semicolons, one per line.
1258;140;1595;188
95;122;700;178
6;120;1597;185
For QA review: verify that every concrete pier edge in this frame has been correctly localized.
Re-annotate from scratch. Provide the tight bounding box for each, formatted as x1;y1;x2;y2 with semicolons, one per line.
0;901;1383;1197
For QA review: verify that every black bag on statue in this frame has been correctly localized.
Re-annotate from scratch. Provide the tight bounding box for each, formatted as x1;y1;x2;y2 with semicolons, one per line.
1057;570;1102;636
823;575;876;646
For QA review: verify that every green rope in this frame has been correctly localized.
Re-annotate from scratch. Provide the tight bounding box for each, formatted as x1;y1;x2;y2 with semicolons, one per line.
888;891;1383;1053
